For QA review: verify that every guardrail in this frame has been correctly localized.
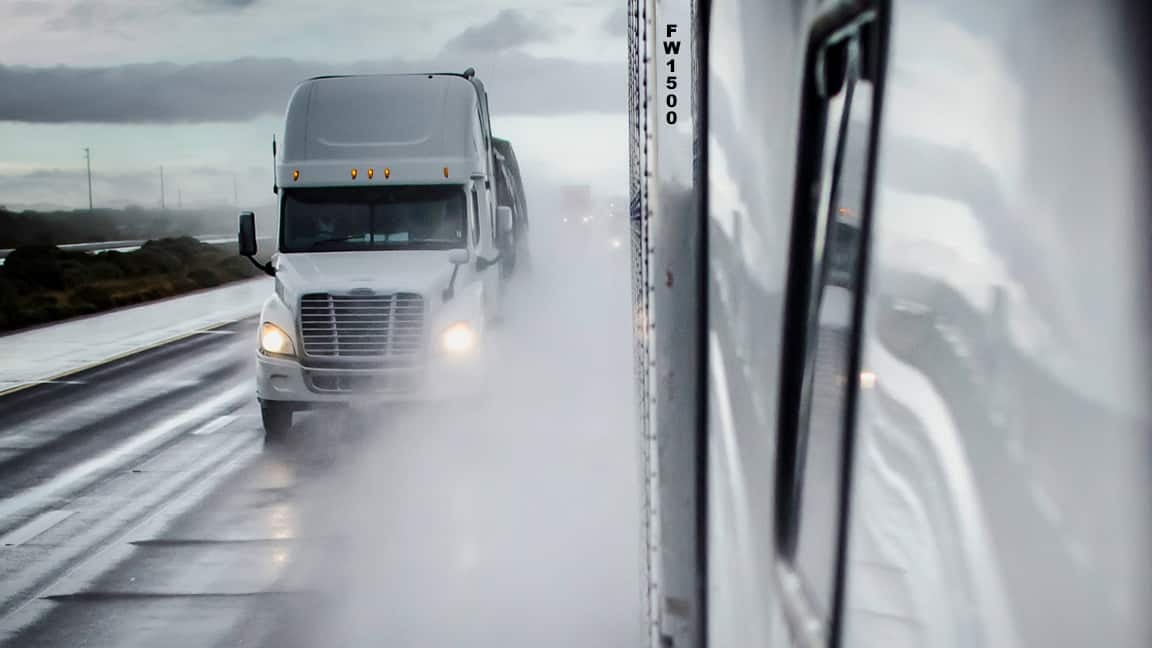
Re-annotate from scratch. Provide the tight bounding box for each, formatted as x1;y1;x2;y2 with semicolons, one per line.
0;235;277;265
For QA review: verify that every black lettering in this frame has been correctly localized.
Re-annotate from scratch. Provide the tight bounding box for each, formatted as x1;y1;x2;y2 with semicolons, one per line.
663;24;680;127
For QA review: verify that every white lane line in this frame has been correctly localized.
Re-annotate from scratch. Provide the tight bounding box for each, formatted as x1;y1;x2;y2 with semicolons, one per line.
0;380;87;386
0;383;249;522
191;415;238;436
0;308;261;398
0;510;75;547
0;432;261;640
192;329;236;336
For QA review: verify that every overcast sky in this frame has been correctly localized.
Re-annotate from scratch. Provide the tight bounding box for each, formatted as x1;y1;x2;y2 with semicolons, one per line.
0;0;628;210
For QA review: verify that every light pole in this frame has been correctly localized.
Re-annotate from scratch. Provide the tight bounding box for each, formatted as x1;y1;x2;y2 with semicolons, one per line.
83;147;93;213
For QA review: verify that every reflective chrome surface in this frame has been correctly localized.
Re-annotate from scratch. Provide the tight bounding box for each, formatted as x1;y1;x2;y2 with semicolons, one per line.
634;0;1152;646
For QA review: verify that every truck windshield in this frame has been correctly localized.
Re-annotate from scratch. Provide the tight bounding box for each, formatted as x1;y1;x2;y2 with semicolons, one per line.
280;186;466;253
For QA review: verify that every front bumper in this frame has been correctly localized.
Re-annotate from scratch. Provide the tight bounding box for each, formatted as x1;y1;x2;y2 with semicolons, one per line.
256;352;485;406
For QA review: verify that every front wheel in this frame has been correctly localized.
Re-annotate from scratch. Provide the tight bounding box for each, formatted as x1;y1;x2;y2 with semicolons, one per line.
260;400;293;449
515;233;532;277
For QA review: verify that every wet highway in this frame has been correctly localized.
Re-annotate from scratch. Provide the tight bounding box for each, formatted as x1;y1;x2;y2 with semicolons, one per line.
0;243;640;647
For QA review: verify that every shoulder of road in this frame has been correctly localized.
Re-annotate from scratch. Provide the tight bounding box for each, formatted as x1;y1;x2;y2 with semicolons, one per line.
0;277;271;396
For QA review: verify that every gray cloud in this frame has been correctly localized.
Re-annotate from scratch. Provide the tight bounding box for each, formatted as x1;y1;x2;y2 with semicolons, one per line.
43;1;149;33
190;0;259;11
0;53;623;123
442;9;552;53
8;1;53;18
46;1;106;31
38;0;252;32
601;6;627;36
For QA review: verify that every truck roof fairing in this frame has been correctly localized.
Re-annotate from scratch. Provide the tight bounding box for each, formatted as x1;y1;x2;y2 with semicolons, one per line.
278;156;477;188
277;74;487;187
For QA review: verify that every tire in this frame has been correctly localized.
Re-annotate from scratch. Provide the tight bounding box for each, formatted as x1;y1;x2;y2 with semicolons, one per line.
516;234;533;277
501;230;517;279
260;401;293;449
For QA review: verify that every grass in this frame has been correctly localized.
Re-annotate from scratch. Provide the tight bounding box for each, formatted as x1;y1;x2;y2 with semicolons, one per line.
0;236;262;332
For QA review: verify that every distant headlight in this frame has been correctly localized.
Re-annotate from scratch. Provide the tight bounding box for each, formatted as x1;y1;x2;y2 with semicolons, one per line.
260;322;295;357
440;321;477;353
609;238;622;249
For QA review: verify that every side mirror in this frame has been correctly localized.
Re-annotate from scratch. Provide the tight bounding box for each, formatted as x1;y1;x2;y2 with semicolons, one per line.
238;211;257;257
496;206;513;235
443;248;471;302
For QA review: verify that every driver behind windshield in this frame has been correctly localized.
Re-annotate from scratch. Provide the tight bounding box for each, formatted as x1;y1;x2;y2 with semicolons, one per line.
281;186;465;252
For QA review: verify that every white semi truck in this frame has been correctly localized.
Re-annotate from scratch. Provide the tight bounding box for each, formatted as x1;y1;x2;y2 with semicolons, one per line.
237;69;514;445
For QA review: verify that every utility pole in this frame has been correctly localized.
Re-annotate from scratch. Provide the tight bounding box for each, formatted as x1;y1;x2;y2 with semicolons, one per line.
159;165;166;209
178;186;183;209
233;173;239;207
83;147;93;213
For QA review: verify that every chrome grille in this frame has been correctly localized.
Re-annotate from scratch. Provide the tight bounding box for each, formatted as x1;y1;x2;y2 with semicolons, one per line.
299;292;425;361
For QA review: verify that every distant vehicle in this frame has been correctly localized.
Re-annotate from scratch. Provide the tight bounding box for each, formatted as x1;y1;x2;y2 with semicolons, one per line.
559;184;594;226
237;69;514;446
557;184;622;253
604;197;628;253
630;2;1152;648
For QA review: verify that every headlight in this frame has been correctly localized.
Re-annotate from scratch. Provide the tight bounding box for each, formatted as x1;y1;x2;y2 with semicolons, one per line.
609;238;622;249
260;322;295;357
440;321;476;353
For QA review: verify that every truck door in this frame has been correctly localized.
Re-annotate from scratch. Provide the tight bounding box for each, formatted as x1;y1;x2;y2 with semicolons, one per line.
471;180;501;321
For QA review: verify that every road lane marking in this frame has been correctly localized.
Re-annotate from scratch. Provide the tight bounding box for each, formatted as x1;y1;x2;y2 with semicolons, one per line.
0;315;258;398
0;380;87;386
0;383;249;523
1;510;75;547
191;415;238;436
0;431;260;638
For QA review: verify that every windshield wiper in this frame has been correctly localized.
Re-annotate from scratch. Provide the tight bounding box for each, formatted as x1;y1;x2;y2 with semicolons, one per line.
310;235;365;248
307;235;464;250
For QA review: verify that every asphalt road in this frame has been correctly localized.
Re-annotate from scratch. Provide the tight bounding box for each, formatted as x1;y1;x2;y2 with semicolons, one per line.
0;245;641;647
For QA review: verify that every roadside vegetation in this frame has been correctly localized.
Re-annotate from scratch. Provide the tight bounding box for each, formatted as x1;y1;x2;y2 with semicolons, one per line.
0;237;262;332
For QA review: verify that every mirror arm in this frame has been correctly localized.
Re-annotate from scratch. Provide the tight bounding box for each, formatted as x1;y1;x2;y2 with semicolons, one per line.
245;255;276;277
442;264;461;302
475;254;501;272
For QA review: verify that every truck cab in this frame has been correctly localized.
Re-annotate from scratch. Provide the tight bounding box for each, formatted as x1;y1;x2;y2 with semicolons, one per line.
237;72;512;445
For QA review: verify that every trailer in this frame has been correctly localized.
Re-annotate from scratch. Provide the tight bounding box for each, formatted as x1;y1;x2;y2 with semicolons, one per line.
492;137;530;276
